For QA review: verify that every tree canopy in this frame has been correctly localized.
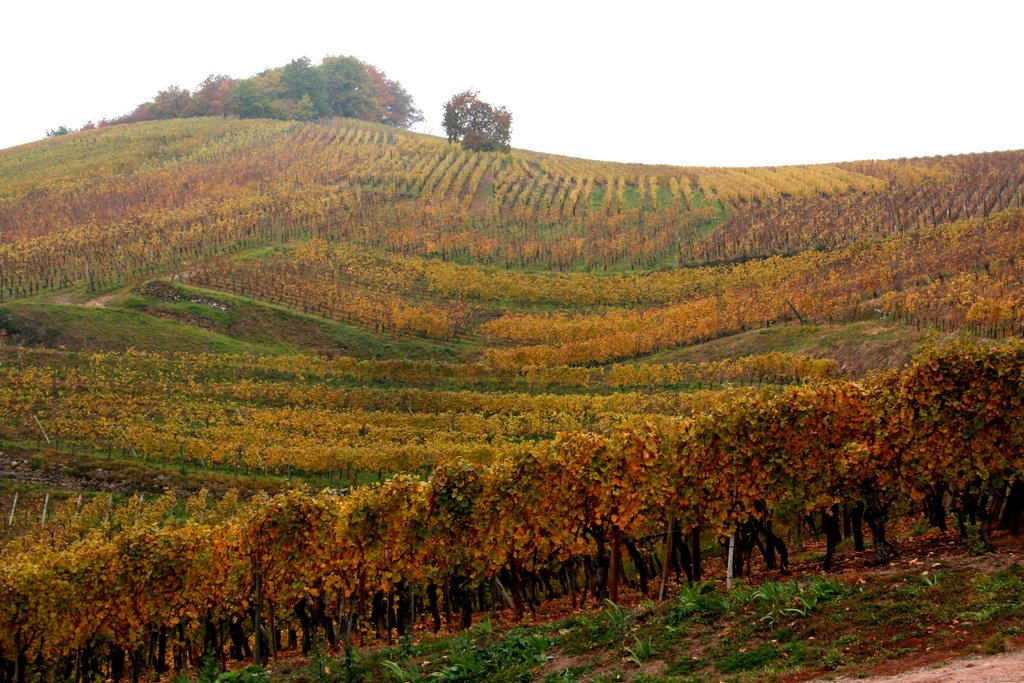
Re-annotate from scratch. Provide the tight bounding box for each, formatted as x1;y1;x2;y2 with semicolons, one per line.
107;55;422;128
442;90;512;152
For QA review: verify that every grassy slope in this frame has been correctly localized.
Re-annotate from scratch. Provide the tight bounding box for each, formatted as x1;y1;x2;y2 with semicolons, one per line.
2;280;936;372
122;281;469;360
0;303;267;354
0;281;466;360
3;433;1021;682
267;531;1024;683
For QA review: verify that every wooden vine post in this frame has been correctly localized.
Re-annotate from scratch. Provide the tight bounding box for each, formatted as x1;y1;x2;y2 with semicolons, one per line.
609;528;622;604
252;522;264;667
658;515;675;601
7;492;18;530
726;532;736;590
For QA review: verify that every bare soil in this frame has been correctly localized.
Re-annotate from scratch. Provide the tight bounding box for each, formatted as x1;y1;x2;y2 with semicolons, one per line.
81;293;117;308
470;169;495;214
817;649;1024;682
0;447;294;499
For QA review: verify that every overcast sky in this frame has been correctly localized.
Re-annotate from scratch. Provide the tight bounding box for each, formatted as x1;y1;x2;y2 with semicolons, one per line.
3;0;1022;167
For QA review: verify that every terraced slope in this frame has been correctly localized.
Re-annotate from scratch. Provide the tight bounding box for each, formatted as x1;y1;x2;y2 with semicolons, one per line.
2;119;1022;367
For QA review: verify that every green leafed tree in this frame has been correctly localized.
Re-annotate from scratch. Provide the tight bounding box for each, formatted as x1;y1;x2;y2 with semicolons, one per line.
281;57;329;118
320;55;379;120
150;85;192;118
226;79;273;119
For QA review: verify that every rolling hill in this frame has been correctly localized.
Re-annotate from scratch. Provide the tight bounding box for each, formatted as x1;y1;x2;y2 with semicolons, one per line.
2;118;1024;682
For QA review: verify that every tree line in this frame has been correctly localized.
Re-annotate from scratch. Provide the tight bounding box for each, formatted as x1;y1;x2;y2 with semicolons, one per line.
48;55;423;135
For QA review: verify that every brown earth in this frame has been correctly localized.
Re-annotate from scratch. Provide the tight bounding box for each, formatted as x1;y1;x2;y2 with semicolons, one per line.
0;447;296;500
815;650;1024;682
81;292;118;308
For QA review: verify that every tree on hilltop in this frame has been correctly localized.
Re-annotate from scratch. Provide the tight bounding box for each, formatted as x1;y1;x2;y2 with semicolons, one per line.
281;57;329;118
226;79;273;119
366;64;423;128
191;75;236;116
149;85;192;118
104;55;422;128
442;90;512;152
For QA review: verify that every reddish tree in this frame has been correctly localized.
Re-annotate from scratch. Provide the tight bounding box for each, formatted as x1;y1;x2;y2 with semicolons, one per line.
192;75;237;116
442;90;512;152
366;65;423;127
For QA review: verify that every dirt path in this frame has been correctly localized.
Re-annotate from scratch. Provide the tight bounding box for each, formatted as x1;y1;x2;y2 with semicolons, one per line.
81;293;117;308
816;649;1024;682
43;290;121;308
0;451;167;495
0;449;291;499
470;169;495;214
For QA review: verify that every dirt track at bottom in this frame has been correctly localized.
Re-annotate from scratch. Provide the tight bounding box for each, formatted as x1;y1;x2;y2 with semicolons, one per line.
814;649;1024;682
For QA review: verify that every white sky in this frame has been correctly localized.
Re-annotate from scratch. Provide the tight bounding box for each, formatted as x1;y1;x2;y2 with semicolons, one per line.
3;0;1022;167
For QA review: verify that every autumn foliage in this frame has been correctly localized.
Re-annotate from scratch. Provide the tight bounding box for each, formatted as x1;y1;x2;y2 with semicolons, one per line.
442;89;512;152
3;340;1024;679
107;55;422;128
4;116;1024;681
3;120;1022;358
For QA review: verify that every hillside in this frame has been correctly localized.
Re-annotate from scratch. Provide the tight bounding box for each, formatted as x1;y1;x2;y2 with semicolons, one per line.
2;119;1024;683
3;118;1022;365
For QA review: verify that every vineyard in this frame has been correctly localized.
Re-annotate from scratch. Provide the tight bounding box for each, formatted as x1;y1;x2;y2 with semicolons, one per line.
4;118;1022;299
3;340;1024;681
2;118;1024;682
0;346;838;481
